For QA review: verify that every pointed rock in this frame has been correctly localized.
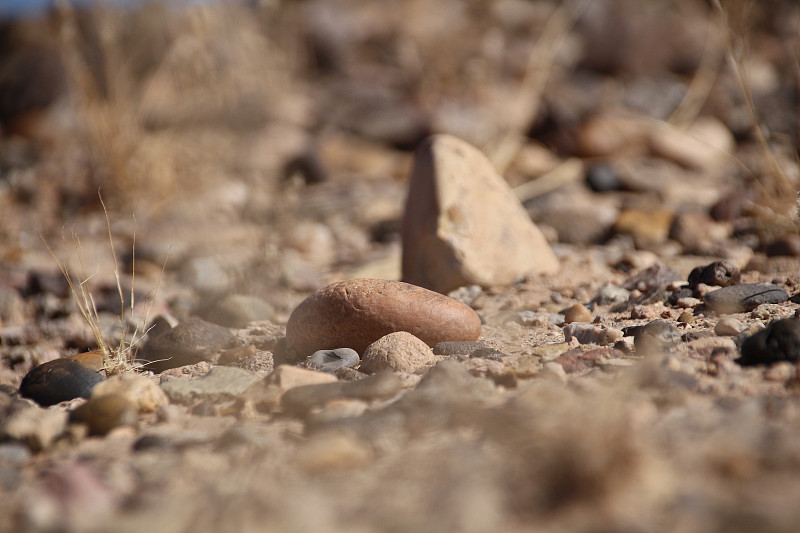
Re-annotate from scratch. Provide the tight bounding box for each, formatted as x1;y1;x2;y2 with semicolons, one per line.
402;134;558;293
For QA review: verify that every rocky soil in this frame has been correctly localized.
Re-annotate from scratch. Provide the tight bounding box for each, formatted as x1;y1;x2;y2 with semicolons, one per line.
2;0;800;532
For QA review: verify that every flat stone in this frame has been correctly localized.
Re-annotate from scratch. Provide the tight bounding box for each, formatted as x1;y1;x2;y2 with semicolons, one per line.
401;134;558;294
139;317;237;372
308;348;360;373
160;366;259;405
361;331;435;374
633;320;681;356
284;278;481;358
433;341;487;356
704;283;788;314
19;351;106;407
737;318;800;366
265;365;338;390
91;374;168;413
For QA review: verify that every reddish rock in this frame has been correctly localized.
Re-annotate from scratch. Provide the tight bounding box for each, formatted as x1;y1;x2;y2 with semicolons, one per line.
402;134;558;294
285;278;481;358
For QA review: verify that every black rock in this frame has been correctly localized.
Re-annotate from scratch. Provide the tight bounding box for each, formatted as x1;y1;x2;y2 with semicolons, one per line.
585;163;621;192
737;318;800;366
704;283;788;314
688;260;741;289
634;320;681;356
308;348;360;373
19;351;106;407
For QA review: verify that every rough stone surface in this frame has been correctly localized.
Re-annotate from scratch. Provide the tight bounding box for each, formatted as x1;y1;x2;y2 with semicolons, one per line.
433;341;487;356
91;374;169;413
704;283;788;314
19;351;106;407
160;367;259;404
140;317;237;372
688;260;741;289
361;331;435;374
401;134;558;294
737;318;800;366
285;278;481;358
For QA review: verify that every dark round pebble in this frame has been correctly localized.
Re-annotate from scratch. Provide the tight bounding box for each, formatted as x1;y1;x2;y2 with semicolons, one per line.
309;348;360;373
687;260;741;289
585;163;621;192
704;283;788;314
432;341;487;356
633;320;681;356
19;351;106;407
737;318;800;366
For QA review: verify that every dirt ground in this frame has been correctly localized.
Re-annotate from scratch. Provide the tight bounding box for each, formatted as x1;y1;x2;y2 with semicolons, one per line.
2;0;800;531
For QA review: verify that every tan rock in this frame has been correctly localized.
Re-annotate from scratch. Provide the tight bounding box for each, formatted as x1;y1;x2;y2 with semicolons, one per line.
564;304;592;324
648;117;734;170
401;134;558;294
576;114;649;157
264;365;337;390
285;278;481;358
91;374;169;413
360;331;436;374
613;208;674;247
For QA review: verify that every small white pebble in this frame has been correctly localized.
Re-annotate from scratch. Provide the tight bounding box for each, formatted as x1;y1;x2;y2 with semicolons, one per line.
714;317;742;336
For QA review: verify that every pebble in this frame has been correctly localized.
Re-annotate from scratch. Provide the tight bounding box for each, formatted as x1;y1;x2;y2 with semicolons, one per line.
676;297;702;308
633;320;681;356
669;211;728;254
563;323;621;345
447;285;483;306
160;366;259;405
737;318;800;366
68;394;138;437
308;348;360;373
265;365;338;390
704;283;788;314
470;347;508;361
361;331;435;374
585;163;621;192
714;317;742;337
19;351;106;407
688;260;741;289
2;406;68;451
198;294;274;329
402;134;558;293
433;341;487;356
677;311;695;324
284;278;481;358
623;263;682;293
564;304;592;323
514;311;565;327
591;284;631;305
613;209;674;247
139;317;237;372
90;374;169;413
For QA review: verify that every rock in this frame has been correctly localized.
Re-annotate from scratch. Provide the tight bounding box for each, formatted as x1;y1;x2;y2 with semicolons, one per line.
633;320;681;356
285;278;481;358
2;406;68;451
90;374;168;413
401;134;558;294
447;285;483;306
139;317;236;372
647;117;734;170
179;256;232;295
433;341;487;356
160;367;259;405
69;394;138;437
534;203;617;244
591;284;631;305
613;209;674;247
470;347;508;361
576;114;648;157
283;221;337;266
19;351;106;407
688;260;741;289
623;263;682;293
308;348;360;373
704;283;788;314
198;294;274;329
513;311;565;327
280;370;402;417
564;304;592;323
361;332;436;374
265;365;338;390
677;311;695;324
669;211;728;253
585;162;622;192
563;323;620;345
714;317;743;337
737;318;800;366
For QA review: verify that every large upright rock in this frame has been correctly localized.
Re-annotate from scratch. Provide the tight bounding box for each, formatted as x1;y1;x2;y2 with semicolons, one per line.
402;134;559;293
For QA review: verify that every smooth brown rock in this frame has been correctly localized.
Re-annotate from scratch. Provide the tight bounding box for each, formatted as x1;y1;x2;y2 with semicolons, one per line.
402;134;558;294
361;331;435;374
69;394;138;436
564;304;592;324
285;278;481;358
19;351;106;407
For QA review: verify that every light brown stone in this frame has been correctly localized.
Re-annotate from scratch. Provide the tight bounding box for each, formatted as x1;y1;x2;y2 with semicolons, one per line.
285;278;481;358
265;365;338;390
361;331;436;374
564;304;592;324
91;374;169;413
401;134;558;294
